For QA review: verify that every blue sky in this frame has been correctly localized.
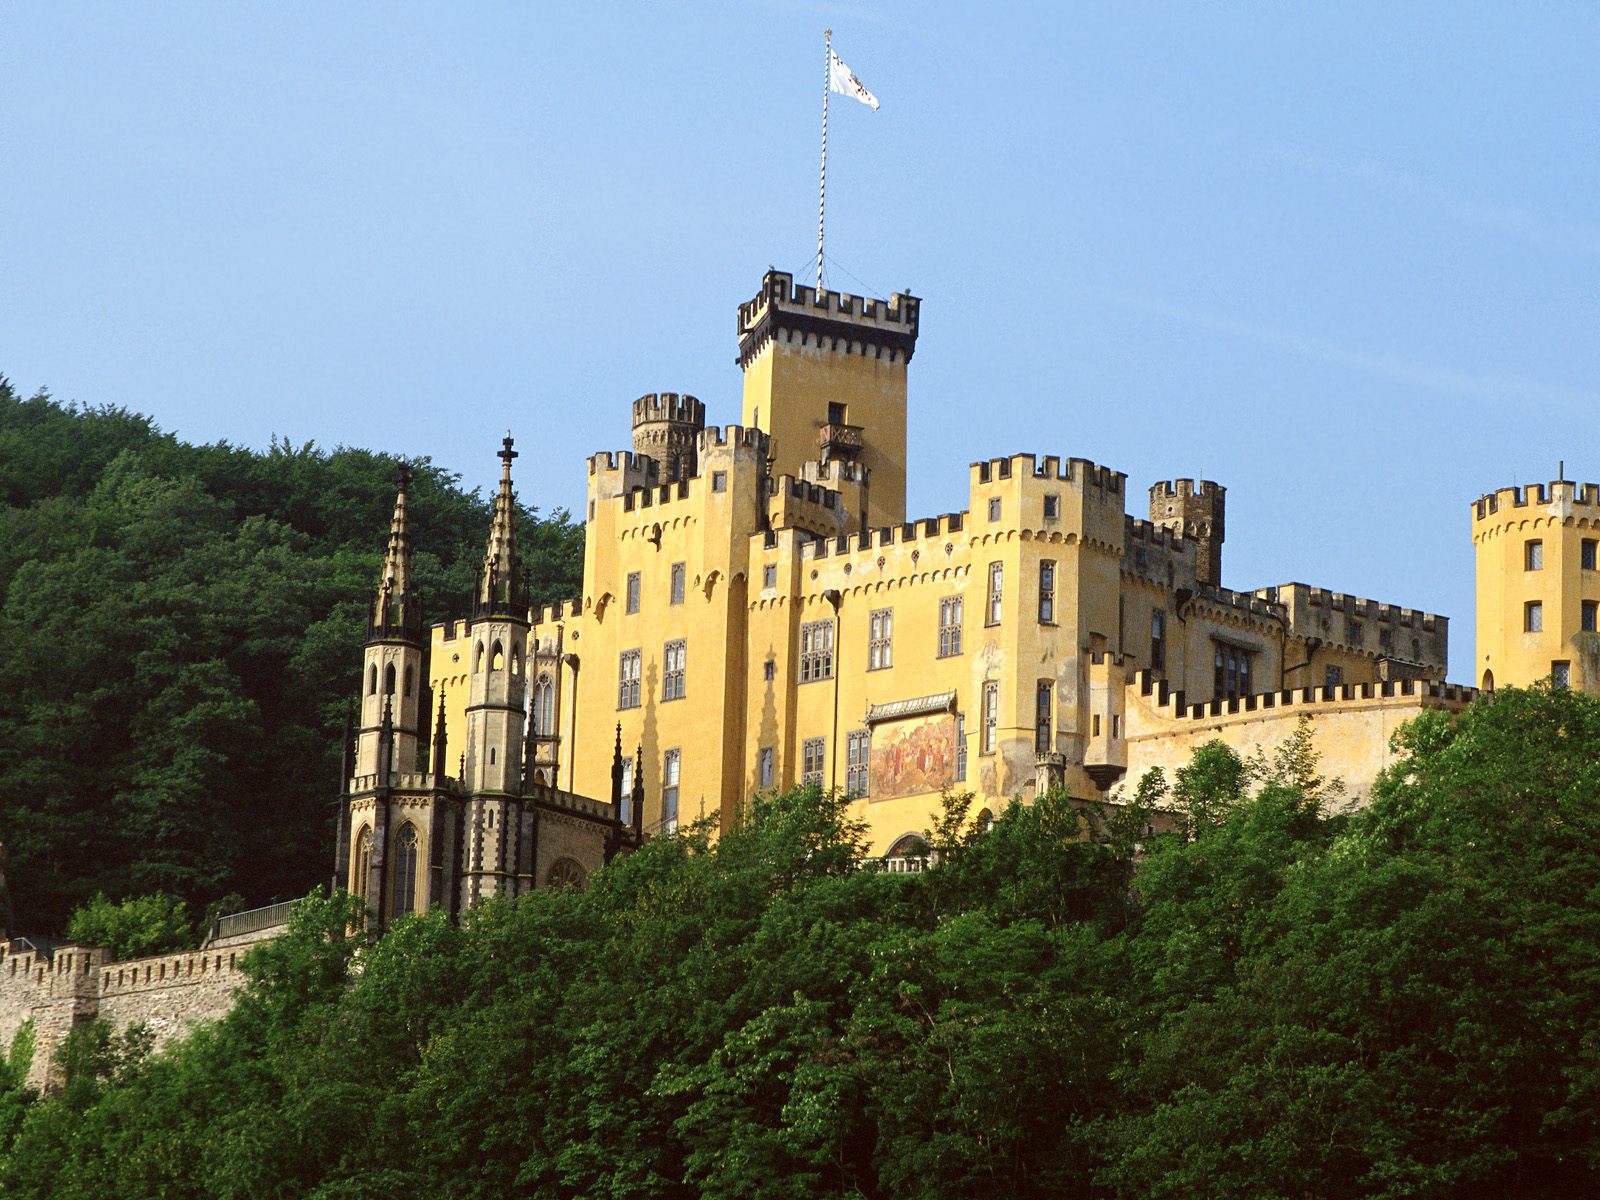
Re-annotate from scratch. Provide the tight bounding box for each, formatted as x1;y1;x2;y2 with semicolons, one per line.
4;2;1597;678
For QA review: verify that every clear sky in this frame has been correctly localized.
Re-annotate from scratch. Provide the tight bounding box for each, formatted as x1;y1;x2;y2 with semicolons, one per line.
4;3;1597;679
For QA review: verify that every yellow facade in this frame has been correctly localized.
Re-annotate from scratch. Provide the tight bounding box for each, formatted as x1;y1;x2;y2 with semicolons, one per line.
1472;479;1600;692
422;270;1460;858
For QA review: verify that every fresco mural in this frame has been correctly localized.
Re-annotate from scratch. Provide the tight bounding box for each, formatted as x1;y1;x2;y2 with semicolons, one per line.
868;713;957;800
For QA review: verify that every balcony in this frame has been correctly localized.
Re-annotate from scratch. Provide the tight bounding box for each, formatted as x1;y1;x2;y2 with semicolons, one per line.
817;421;864;460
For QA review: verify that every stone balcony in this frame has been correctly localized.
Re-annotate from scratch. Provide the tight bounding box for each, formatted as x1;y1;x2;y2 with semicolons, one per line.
817;422;864;459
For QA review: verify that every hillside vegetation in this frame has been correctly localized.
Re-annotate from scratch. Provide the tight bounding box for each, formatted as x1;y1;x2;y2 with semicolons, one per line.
0;687;1596;1198
0;379;583;933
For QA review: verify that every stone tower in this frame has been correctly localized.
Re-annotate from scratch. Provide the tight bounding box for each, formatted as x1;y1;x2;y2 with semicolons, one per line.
1150;478;1226;588
461;437;532;903
1472;475;1600;693
631;392;706;483
737;270;919;529
356;464;427;778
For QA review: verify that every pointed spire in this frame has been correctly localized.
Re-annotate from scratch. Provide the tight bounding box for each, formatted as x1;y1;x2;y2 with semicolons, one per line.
431;687;449;786
632;743;645;840
377;696;395;787
476;436;525;616
610;723;624;813
371;459;424;643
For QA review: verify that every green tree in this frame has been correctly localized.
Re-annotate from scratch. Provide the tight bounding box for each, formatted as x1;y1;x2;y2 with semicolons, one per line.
65;893;192;959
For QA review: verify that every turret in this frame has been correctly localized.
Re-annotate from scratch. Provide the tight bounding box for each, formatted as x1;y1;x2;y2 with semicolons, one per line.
738;270;920;529
1150;479;1226;588
631;392;706;483
356;464;427;778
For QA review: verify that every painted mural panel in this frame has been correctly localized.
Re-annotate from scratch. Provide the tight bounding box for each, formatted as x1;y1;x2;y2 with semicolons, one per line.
869;713;956;800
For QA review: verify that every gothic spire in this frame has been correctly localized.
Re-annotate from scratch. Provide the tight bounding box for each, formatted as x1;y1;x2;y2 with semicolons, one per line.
475;435;528;617
371;460;424;643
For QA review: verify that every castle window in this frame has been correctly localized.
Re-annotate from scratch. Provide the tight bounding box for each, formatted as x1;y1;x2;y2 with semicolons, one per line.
353;828;372;900
987;563;1003;625
763;563;778;589
1326;665;1343;688
956;713;968;781
384;663;396;696
490;643;505;672
1583;539;1597;570
1525;601;1543;633
988;497;1002;523
802;737;827;786
391;824;419;919
764;657;776;682
1552;661;1571;690
1583;600;1597;633
404;664;414;695
368;665;377;695
868;608;893;670
759;747;774;789
663;639;686;701
1038;561;1056;624
620;755;635;821
981;681;999;754
828;401;847;425
712;471;728;493
1214;643;1253;700
1043;494;1059;520
1525;539;1544;571
1151;609;1166;672
800;620;834;683
938;596;963;657
618;650;642;709
511;650;521;676
533;673;554;736
1035;682;1053;753
670;562;686;605
662;749;680;833
846;730;870;798
475;643;485;673
626;572;641;614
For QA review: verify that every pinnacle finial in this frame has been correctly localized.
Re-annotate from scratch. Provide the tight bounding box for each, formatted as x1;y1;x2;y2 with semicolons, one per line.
499;434;518;468
397;457;413;490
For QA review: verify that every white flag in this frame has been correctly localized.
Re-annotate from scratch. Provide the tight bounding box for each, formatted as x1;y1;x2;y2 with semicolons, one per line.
829;50;880;110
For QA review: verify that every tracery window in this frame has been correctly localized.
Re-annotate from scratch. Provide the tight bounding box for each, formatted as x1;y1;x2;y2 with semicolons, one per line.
868;609;893;670
353;828;372;900
846;730;870;797
618;650;642;709
938;596;963;657
800;620;834;683
547;857;587;891
533;673;555;735
663;640;686;701
391;824;418;919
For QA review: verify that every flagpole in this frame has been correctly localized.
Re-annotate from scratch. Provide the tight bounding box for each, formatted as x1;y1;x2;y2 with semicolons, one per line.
818;28;830;293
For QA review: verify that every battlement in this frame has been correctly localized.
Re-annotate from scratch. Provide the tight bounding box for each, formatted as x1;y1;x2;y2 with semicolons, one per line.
972;453;1127;494
620;477;693;512
1150;478;1225;501
802;459;869;486
1133;669;1476;723
1124;516;1191;553
797;511;967;561
1472;479;1600;521
587;449;662;479
348;771;465;795
769;474;843;510
1256;583;1445;633
630;392;706;429
97;946;246;999
736;270;920;368
532;598;582;627
1193;583;1286;620
697;423;770;454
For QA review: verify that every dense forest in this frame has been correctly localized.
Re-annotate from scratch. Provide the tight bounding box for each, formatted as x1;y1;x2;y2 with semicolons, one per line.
0;379;584;934
0;687;1594;1198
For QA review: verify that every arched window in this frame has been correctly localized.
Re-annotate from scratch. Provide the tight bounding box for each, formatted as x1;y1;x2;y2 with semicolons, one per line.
546;857;587;891
976;808;995;834
384;663;396;696
491;641;505;672
475;642;485;673
534;674;555;736
884;834;931;874
1481;669;1494;692
391;824;419;919
368;665;377;695
511;649;522;676
353;828;372;899
404;664;414;696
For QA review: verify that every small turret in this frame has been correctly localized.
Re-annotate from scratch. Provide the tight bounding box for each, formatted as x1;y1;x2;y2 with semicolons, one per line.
631;392;706;483
356;466;428;778
371;462;424;643
431;688;449;786
1150;479;1226;588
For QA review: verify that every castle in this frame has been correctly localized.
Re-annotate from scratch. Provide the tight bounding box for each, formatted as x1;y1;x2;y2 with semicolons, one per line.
3;267;1595;1090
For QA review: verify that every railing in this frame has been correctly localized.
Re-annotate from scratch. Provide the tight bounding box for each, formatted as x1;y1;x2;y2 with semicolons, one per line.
209;900;296;944
817;422;864;457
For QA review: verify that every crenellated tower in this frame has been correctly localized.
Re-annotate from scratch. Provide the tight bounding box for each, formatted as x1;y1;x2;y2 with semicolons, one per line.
738;270;919;529
1150;478;1226;588
631;392;706;483
356;463;427;778
461;437;533;902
